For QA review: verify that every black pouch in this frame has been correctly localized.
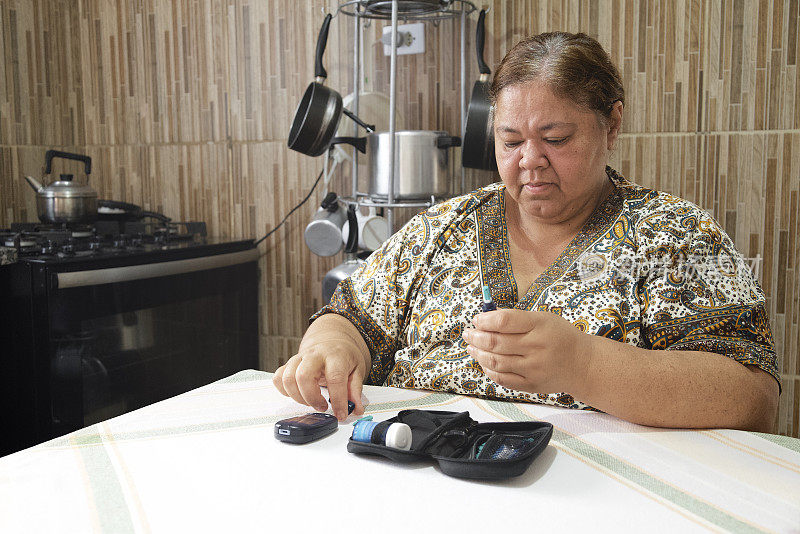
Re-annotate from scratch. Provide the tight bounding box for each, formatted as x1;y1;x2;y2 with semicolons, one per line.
346;409;553;480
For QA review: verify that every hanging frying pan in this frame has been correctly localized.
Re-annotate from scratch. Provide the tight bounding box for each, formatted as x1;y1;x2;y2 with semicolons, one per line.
462;9;497;171
288;14;373;157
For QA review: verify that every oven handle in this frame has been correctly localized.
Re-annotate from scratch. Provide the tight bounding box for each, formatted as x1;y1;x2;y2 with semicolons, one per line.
54;249;258;289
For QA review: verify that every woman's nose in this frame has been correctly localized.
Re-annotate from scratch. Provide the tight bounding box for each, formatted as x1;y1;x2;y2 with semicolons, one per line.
519;141;549;170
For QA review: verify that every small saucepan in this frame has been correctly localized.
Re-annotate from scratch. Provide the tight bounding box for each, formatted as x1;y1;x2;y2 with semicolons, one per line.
288;14;374;157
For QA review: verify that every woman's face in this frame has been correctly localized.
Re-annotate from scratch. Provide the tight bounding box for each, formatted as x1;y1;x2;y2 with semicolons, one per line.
493;80;622;224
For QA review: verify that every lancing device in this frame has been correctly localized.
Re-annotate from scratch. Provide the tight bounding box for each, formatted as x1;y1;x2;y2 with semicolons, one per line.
481;284;497;312
474;210;497;313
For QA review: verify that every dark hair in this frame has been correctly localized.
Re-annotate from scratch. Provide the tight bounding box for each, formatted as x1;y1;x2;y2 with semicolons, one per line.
489;32;624;122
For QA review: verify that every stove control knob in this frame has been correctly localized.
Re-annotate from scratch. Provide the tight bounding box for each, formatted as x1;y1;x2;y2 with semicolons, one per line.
114;234;129;248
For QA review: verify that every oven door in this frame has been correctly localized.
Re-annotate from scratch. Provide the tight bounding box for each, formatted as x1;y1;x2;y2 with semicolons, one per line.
39;248;258;440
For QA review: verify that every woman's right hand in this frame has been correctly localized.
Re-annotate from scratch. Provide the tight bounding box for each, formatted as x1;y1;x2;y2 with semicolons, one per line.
272;314;371;421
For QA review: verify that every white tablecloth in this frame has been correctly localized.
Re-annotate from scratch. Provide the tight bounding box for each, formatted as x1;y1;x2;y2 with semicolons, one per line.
1;370;798;533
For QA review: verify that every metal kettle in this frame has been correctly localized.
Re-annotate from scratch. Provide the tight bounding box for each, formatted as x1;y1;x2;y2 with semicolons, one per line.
24;150;97;224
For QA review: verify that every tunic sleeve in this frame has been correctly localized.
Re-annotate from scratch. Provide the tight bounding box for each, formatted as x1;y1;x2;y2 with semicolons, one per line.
636;198;780;385
310;211;437;385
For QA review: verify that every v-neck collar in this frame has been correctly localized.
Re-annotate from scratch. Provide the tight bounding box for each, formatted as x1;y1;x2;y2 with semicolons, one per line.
476;167;625;309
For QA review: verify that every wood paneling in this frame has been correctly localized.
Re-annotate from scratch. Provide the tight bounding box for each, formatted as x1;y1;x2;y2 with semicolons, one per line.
1;0;798;437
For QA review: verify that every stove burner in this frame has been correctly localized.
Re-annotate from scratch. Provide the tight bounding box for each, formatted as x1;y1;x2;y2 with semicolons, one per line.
1;219;207;261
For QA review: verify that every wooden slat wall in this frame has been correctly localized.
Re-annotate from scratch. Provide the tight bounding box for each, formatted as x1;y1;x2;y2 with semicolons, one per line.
1;0;798;437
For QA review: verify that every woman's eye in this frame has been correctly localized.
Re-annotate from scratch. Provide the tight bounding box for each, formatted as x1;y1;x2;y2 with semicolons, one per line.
545;137;568;145
503;141;521;148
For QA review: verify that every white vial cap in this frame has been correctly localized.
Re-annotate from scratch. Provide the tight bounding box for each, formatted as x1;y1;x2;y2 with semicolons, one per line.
385;423;412;450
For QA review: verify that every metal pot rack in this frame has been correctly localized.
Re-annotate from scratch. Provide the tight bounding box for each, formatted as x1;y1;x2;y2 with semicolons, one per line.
334;0;477;230
338;0;477;21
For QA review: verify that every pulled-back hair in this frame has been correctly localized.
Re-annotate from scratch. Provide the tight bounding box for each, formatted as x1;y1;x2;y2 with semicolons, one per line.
489;32;624;122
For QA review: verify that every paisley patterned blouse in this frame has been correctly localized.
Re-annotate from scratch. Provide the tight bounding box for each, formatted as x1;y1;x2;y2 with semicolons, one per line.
313;168;779;409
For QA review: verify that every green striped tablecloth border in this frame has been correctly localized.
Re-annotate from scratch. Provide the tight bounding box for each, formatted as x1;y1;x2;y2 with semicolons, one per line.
481;398;770;534
40;369;794;534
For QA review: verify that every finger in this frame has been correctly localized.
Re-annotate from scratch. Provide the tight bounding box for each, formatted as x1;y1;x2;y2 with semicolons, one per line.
467;344;522;374
281;355;312;408
472;309;538;333
347;368;366;417
295;356;328;412
324;359;353;420
272;364;287;396
480;365;529;392
463;327;526;355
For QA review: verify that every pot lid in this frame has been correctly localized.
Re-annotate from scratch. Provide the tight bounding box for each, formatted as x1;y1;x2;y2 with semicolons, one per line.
39;174;97;198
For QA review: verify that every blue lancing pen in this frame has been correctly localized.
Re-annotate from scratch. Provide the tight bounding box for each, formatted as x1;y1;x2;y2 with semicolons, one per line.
481;284;497;312
475;210;497;313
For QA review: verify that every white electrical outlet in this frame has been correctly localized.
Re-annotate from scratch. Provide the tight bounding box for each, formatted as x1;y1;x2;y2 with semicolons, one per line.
382;23;425;56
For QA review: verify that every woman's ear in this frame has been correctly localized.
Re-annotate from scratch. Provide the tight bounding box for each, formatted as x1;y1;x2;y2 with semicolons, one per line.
607;101;624;150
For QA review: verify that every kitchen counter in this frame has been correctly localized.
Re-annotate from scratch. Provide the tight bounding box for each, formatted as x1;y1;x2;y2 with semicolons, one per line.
1;370;798;532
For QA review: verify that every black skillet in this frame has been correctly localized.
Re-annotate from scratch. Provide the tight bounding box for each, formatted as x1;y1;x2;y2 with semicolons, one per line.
288;14;373;157
462;9;497;171
97;199;171;223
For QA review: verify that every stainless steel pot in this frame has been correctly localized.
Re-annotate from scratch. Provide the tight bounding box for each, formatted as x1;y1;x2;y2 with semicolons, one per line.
367;130;461;200
23;151;97;224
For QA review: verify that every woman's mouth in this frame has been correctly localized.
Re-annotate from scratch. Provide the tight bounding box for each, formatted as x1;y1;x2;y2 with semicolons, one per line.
523;182;555;194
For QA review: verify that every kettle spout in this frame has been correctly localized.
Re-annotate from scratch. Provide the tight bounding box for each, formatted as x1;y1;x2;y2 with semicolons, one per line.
24;175;43;193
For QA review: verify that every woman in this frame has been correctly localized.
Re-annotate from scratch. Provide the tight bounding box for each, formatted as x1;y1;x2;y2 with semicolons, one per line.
274;32;779;431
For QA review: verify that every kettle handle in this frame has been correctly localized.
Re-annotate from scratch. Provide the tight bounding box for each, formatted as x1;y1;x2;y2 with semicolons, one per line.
45;150;92;175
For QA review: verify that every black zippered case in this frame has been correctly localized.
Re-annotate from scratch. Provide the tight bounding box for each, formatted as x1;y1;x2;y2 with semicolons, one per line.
346;409;554;480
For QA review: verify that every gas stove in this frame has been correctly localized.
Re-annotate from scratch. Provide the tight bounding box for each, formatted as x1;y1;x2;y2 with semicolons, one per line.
0;220;228;267
0;217;258;456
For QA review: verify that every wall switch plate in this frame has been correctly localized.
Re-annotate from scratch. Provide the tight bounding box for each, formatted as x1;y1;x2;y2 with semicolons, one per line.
382;23;425;56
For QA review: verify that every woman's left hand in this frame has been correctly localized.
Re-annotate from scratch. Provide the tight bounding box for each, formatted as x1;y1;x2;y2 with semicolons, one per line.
463;309;595;395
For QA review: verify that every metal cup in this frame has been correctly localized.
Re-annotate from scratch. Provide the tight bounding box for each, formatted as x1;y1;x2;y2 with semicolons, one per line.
341;206;390;252
305;203;347;257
